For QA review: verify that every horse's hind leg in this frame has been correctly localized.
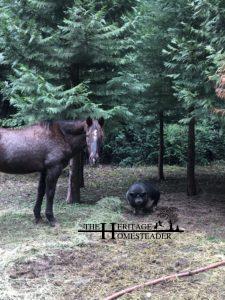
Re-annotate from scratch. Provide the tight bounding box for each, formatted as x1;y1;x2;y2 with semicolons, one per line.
33;171;46;224
45;165;62;227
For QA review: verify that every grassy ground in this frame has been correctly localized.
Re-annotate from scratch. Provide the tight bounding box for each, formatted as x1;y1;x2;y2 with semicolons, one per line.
1;164;225;300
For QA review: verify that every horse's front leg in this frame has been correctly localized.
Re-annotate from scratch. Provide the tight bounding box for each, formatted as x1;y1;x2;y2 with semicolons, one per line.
33;170;46;224
45;165;62;226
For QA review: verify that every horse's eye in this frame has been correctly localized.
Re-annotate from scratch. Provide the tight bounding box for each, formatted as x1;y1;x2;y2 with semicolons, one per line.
141;193;147;197
129;193;135;197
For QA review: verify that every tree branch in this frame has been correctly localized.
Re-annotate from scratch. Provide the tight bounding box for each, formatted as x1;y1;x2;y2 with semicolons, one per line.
104;260;225;300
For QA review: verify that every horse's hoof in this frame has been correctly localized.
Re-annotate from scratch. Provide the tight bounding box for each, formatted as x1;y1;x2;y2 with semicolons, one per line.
34;216;44;224
54;222;60;228
48;219;58;227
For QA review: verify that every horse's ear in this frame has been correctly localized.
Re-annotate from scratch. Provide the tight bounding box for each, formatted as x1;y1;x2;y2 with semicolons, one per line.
86;117;93;127
98;117;104;127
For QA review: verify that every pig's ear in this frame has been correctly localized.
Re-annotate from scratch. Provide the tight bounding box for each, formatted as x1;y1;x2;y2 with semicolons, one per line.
86;117;93;127
98;117;104;127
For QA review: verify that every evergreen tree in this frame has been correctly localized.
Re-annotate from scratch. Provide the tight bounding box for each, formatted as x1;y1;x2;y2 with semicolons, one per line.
0;0;134;125
164;0;216;195
110;0;179;179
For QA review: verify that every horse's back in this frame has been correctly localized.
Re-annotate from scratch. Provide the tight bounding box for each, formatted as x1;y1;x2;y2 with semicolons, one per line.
0;125;68;174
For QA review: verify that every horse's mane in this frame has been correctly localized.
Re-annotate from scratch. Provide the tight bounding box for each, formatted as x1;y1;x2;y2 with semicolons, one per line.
39;120;85;137
39;120;84;128
39;120;55;130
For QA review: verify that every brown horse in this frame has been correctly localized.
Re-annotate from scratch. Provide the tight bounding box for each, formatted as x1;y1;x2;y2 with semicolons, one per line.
0;117;104;226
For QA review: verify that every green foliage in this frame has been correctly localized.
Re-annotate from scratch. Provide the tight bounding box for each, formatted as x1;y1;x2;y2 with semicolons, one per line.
1;0;225;168
103;117;225;166
2;66;91;125
164;124;187;165
0;0;134;125
164;1;213;115
103;122;158;166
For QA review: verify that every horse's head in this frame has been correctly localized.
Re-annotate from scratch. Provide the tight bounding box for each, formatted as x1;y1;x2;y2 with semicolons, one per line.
85;117;104;165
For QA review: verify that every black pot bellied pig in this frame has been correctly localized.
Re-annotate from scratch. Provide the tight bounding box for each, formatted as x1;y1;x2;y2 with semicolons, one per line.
126;181;160;215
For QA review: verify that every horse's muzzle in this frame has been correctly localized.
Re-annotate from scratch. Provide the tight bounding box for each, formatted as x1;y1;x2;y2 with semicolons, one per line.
89;157;99;166
89;153;99;166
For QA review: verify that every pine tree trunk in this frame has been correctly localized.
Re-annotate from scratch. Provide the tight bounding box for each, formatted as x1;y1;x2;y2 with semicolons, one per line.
66;64;85;203
158;111;165;181
187;108;197;196
79;151;85;188
66;155;81;203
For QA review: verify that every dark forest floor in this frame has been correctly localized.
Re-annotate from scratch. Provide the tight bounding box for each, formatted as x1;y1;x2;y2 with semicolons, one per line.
1;164;225;299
